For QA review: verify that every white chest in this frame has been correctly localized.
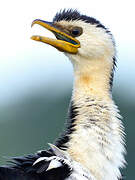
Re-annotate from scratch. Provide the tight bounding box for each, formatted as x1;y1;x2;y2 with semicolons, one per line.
66;99;125;180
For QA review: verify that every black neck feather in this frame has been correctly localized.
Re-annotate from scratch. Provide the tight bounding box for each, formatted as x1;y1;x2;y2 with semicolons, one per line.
55;101;78;149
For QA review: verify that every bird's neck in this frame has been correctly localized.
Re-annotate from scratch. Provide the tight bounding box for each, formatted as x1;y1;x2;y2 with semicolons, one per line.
65;57;125;180
72;56;113;99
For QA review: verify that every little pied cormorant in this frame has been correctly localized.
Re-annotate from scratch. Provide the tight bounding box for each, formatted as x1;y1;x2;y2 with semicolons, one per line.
0;9;126;180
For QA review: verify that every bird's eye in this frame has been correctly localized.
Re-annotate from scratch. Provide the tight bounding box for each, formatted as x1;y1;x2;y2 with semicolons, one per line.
71;27;83;37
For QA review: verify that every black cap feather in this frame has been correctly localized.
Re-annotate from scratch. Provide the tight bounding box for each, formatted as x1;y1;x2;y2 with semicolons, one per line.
53;9;106;30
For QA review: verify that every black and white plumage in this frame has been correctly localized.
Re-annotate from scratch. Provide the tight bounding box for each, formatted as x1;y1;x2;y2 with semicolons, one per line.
0;9;126;180
0;144;94;180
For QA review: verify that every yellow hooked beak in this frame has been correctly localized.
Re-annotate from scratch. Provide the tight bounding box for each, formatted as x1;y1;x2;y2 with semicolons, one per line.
31;19;80;54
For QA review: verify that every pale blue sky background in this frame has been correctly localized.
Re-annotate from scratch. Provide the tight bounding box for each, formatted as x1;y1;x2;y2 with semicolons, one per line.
0;0;135;106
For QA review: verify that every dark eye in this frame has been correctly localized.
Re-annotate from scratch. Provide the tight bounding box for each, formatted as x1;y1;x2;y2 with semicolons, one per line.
71;27;83;37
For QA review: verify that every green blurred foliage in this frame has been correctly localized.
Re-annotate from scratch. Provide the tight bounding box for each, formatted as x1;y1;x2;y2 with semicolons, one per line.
0;87;134;180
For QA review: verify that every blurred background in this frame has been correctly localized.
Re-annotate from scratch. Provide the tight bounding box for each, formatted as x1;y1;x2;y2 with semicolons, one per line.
0;0;135;179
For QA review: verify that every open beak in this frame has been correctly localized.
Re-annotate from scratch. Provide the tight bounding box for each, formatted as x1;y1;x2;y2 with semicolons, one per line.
31;19;80;54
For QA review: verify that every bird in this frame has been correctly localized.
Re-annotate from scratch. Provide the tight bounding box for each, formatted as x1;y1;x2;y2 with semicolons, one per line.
0;9;126;180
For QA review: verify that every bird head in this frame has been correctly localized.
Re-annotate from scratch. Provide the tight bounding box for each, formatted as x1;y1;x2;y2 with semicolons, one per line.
31;9;116;90
31;9;115;61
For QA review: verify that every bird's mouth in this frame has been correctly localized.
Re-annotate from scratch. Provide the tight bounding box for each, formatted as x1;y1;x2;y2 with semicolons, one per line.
31;19;80;54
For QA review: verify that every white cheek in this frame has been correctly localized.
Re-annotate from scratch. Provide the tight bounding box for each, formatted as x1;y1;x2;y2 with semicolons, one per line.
78;40;106;59
76;26;114;59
